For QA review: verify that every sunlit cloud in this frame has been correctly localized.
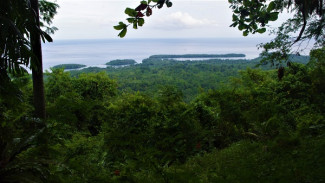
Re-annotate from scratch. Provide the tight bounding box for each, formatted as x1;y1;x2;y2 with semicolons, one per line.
151;11;218;30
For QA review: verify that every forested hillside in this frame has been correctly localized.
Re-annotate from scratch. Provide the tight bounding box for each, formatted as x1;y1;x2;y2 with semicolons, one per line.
1;0;324;182
67;55;309;101
1;48;324;182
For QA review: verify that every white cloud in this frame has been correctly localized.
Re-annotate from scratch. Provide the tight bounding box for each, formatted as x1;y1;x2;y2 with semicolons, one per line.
51;0;280;39
152;11;218;30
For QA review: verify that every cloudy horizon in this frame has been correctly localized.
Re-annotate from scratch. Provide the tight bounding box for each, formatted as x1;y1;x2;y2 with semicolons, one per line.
49;0;291;40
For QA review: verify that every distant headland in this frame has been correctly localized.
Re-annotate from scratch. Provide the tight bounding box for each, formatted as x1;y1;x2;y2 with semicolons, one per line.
149;54;246;59
106;59;136;66
51;64;86;70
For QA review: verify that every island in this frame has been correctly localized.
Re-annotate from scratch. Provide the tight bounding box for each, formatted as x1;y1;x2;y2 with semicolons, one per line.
149;54;246;59
106;59;136;66
52;64;86;70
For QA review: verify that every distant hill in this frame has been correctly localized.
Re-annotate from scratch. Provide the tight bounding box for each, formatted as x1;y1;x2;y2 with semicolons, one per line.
252;54;310;67
149;54;246;59
288;54;310;64
106;59;136;66
52;64;86;70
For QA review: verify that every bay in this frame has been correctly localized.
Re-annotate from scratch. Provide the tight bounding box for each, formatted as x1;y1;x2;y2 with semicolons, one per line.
42;37;270;71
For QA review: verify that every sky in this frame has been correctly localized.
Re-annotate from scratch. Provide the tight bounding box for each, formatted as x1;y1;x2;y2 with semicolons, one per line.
50;0;290;40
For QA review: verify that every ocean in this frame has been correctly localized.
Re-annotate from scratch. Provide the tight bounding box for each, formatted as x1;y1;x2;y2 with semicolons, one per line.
42;37;271;71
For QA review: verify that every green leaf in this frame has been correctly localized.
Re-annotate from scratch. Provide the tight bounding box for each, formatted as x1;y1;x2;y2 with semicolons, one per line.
42;31;53;42
113;25;123;30
243;30;249;36
125;8;137;17
167;1;172;7
127;18;135;23
267;1;276;12
269;12;279;21
118;28;127;38
44;32;53;42
138;18;145;26
243;0;249;6
114;22;126;30
133;22;138;29
256;28;266;33
230;22;238;27
141;1;148;4
232;14;238;21
238;24;245;30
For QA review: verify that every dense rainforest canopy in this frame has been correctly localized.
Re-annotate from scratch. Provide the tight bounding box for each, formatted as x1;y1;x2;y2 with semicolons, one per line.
1;51;325;182
0;0;325;182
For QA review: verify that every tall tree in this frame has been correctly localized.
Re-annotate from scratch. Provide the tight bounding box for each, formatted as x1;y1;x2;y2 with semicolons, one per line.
0;0;58;119
31;0;46;119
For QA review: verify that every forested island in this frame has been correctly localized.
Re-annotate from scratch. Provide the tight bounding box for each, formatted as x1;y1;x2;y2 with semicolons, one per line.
52;64;86;70
106;59;136;66
149;53;246;59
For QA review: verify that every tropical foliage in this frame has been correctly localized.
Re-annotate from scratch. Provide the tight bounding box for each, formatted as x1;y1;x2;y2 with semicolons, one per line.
1;47;324;182
1;0;324;182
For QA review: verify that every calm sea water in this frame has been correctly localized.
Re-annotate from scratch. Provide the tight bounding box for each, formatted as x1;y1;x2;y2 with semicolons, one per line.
42;38;270;71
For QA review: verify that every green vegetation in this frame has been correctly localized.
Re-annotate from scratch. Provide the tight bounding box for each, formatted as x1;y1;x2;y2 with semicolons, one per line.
149;137;325;182
1;47;324;182
52;64;86;70
228;0;325;66
149;53;246;59
1;0;324;182
106;59;136;66
69;54;309;102
72;57;255;102
1;0;59;119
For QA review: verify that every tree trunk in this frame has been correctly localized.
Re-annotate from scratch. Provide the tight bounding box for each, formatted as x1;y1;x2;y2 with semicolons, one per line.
30;0;46;119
